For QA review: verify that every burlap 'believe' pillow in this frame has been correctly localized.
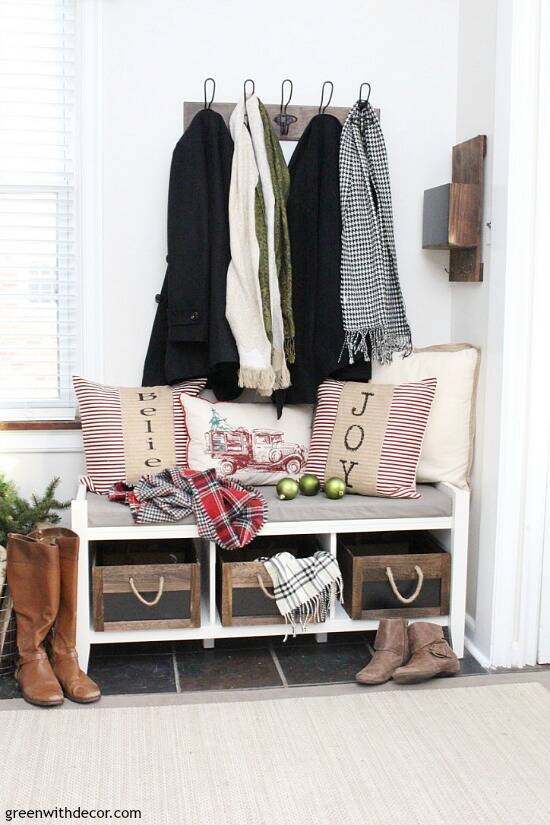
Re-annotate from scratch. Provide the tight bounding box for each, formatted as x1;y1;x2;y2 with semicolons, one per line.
306;378;437;499
73;376;206;493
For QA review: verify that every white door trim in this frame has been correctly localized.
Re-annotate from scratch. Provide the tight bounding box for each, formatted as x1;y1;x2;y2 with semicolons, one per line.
533;0;550;664
477;0;550;668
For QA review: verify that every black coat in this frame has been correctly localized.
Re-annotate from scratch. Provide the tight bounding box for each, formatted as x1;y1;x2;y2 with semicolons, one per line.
283;114;370;404
143;109;240;399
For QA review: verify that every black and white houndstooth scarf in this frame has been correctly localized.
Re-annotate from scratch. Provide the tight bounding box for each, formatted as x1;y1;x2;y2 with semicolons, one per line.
339;101;412;364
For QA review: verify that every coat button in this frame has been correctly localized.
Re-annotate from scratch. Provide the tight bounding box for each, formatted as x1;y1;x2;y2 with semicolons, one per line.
190;311;199;321
155;294;161;303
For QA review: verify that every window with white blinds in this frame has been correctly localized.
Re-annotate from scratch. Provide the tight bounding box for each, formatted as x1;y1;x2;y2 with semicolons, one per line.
0;0;79;417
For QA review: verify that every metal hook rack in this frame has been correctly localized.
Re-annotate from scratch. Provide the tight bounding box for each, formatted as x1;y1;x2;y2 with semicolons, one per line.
243;78;255;100
358;81;371;107
203;77;216;109
273;78;297;136
318;80;334;114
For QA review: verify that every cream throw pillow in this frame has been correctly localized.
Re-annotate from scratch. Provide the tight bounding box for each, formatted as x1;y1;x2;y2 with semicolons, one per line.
372;344;480;488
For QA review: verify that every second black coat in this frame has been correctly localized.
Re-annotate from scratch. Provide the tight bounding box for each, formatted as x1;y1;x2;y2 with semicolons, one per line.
143;109;240;399
284;114;370;404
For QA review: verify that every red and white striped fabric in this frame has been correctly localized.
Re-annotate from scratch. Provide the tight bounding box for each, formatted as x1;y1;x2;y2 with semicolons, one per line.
306;377;437;499
73;376;206;494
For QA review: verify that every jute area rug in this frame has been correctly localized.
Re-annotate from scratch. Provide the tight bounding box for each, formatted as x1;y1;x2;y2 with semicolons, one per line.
2;683;550;824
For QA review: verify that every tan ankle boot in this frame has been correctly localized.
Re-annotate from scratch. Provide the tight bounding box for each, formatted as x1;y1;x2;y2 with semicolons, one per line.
393;622;460;684
30;528;101;704
6;534;64;707
356;618;410;685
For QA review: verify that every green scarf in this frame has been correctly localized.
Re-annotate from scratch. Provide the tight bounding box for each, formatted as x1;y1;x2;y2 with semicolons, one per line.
254;179;272;343
258;101;295;362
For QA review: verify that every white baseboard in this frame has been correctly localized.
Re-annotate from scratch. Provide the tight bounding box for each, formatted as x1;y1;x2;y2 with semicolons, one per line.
464;612;491;669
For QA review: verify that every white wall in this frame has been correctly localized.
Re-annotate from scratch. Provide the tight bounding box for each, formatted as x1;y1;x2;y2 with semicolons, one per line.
2;1;460;508
452;0;498;625
0;432;84;527
101;0;459;384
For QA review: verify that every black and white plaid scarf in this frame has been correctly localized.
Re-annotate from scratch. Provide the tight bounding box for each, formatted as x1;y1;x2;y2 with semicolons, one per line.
339;100;412;364
262;550;343;638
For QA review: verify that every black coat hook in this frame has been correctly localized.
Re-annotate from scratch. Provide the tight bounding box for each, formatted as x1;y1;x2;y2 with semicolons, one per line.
274;78;296;136
203;77;216;109
243;78;255;100
319;80;334;114
358;81;371;107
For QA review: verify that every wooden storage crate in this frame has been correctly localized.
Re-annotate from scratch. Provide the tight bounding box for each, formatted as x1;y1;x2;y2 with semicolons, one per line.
338;531;450;620
92;539;201;631
217;535;321;626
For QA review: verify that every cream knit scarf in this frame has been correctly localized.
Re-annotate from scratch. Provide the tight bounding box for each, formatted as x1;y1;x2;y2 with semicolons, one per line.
246;94;290;392
225;98;275;392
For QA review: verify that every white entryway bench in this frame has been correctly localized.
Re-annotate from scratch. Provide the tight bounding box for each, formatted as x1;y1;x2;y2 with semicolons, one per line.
72;481;469;672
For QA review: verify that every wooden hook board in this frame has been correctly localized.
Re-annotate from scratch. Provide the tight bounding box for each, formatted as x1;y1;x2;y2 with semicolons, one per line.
183;101;380;141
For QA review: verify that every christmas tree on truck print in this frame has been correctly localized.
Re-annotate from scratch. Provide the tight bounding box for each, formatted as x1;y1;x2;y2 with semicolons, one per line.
204;408;306;477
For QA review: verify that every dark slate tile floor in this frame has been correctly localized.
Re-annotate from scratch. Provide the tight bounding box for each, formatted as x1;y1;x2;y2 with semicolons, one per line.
175;647;282;691
0;635;540;701
88;653;177;695
0;672;19;700
276;641;371;686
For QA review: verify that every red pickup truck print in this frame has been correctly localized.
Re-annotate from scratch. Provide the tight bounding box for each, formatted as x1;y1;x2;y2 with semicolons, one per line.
204;426;306;477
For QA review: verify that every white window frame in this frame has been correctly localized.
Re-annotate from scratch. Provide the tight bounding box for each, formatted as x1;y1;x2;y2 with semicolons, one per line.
0;0;103;422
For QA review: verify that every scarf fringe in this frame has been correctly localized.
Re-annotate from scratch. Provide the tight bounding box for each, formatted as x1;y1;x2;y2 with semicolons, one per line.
281;575;344;642
340;327;413;365
257;349;291;395
238;365;276;392
284;335;295;364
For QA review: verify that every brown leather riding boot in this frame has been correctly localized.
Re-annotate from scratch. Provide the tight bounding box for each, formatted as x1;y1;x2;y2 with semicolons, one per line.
30;528;101;704
356;618;410;685
6;534;64;706
393;622;460;684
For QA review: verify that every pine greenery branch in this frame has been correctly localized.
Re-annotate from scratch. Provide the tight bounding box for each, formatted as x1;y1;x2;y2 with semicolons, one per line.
0;474;70;546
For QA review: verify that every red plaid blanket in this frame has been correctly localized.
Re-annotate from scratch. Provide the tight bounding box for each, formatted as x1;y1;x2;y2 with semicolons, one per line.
108;467;266;550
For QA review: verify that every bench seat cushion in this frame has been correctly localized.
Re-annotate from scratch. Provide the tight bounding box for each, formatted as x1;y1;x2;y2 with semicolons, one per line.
86;484;452;529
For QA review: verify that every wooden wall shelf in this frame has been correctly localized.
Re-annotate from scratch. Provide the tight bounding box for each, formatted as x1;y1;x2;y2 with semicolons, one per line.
422;135;487;282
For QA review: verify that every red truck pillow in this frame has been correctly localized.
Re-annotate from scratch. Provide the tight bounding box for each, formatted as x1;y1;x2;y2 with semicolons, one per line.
179;393;313;486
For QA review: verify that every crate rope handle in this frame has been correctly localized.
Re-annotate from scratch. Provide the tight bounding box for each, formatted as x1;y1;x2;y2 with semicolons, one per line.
129;575;165;607
257;574;277;600
385;565;424;605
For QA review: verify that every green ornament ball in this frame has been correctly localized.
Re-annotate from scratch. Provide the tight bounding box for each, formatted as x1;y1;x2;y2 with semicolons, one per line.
324;477;346;500
298;473;320;496
276;477;300;501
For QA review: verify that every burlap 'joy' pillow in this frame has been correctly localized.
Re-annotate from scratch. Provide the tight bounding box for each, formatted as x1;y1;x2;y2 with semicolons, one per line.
305;378;437;499
73;376;206;493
